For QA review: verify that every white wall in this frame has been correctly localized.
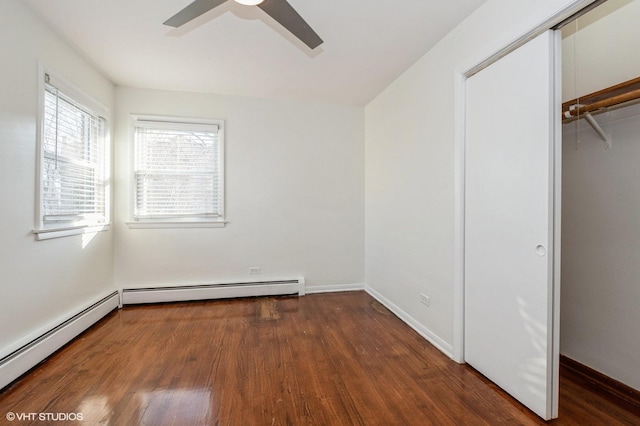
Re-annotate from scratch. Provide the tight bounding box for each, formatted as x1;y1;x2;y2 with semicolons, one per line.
114;87;364;290
562;0;639;101
561;104;640;391
365;0;594;353
560;0;640;391
0;0;114;355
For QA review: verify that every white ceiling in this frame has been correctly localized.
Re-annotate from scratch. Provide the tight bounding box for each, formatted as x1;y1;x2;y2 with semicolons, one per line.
22;0;487;106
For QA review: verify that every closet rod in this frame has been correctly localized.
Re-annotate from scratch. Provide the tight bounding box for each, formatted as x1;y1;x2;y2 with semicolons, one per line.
562;76;640;121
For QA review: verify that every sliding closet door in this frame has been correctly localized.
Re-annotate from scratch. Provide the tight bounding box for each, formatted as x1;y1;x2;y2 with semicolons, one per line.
464;30;560;420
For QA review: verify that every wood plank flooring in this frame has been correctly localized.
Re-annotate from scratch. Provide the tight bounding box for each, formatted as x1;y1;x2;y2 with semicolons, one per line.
1;291;639;425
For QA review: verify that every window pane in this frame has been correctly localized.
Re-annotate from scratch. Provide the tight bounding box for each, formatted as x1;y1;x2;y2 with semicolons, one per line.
42;157;100;216
41;83;106;223
134;122;221;220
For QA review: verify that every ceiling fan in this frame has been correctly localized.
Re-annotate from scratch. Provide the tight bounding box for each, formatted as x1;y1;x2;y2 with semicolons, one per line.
164;0;323;49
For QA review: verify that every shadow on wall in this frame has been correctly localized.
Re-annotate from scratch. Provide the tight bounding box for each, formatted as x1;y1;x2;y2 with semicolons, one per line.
561;0;633;37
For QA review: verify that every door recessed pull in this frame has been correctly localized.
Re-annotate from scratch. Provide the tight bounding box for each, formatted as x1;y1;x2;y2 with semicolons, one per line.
535;245;546;256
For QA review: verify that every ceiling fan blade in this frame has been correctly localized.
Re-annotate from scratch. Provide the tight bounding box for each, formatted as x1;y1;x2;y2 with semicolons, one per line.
257;0;323;49
163;0;228;27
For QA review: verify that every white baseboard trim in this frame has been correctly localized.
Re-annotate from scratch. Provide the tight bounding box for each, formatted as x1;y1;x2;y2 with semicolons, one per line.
121;278;305;305
0;291;119;391
305;283;365;294
365;285;453;358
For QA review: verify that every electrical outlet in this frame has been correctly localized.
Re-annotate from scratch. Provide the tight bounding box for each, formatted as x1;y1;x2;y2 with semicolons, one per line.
420;294;430;307
249;267;261;275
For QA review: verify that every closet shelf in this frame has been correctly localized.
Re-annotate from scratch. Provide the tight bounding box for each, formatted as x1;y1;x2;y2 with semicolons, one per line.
562;76;640;122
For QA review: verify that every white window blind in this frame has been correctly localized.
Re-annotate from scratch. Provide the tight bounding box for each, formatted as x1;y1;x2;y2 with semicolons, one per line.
41;76;107;226
133;120;223;221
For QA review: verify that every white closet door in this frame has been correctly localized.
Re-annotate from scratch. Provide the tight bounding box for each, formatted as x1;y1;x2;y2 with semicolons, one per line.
464;30;560;420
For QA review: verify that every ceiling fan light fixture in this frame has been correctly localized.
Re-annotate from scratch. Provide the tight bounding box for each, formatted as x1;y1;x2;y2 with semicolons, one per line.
164;0;323;49
234;0;264;5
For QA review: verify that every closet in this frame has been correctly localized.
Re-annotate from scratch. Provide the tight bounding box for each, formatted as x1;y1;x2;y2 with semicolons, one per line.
560;0;640;396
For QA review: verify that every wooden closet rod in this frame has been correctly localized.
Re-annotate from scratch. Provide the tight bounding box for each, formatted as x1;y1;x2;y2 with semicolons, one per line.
562;76;640;121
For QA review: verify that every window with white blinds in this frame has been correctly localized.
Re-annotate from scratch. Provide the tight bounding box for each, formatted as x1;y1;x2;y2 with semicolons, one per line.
133;118;224;223
38;72;108;234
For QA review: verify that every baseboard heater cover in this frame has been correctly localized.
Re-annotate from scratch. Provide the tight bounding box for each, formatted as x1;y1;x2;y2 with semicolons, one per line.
0;291;119;391
121;278;305;305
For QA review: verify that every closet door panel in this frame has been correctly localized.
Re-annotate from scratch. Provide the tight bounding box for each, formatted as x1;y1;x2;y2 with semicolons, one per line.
464;30;559;420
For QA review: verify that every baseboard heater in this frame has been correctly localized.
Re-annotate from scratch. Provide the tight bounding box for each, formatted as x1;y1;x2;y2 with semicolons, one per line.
0;291;119;391
121;278;305;305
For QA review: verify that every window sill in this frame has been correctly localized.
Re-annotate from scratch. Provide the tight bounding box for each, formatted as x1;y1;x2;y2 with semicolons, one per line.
125;220;227;229
34;224;110;240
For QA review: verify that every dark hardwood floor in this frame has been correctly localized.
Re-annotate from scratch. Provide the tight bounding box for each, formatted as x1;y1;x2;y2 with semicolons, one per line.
1;292;638;425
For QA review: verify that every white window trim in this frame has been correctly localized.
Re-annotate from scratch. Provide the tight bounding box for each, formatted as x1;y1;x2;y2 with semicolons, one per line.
35;224;110;241
33;64;111;240
127;114;226;229
125;221;227;229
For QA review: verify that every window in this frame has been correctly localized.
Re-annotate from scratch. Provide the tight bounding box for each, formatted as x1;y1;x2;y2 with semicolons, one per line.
35;69;110;240
130;116;225;228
